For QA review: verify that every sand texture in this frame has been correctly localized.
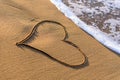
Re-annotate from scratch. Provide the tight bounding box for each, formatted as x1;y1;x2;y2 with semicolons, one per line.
0;0;120;80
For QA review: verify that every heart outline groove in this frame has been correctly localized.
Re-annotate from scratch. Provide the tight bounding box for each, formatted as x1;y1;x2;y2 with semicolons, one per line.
16;20;88;68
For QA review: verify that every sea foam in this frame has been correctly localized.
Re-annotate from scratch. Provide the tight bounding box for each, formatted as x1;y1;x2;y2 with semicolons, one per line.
50;0;120;54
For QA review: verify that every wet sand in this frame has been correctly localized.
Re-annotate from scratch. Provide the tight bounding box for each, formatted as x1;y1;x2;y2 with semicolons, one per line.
0;0;120;80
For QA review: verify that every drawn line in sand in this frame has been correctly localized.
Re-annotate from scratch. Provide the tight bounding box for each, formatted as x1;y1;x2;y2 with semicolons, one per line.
16;20;88;68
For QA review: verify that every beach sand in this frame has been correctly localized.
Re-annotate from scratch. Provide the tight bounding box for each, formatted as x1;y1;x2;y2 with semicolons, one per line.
0;0;120;80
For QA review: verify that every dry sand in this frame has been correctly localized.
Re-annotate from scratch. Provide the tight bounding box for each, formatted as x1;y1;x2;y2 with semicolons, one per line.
0;0;120;80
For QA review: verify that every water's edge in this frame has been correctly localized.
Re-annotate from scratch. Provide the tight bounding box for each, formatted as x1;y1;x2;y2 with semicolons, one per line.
50;0;120;54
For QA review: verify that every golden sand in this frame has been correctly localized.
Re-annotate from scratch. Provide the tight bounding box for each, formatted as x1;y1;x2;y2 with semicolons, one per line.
0;0;120;80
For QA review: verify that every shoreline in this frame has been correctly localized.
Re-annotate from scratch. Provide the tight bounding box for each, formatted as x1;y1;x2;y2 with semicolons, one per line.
50;0;120;54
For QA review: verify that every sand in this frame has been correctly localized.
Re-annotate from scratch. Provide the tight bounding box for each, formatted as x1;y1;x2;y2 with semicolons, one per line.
0;0;120;80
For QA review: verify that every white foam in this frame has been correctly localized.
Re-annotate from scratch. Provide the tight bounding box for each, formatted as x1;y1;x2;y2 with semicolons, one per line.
50;0;120;54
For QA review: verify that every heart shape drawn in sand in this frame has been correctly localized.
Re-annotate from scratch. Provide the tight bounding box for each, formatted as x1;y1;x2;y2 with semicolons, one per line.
16;20;87;68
